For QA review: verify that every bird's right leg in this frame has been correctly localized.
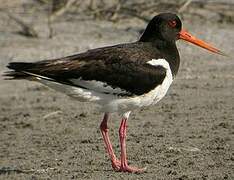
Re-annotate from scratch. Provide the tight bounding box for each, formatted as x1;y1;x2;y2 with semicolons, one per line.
100;113;120;170
118;111;146;173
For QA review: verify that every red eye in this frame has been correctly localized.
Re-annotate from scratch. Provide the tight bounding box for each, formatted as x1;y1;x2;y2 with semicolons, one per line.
168;20;177;28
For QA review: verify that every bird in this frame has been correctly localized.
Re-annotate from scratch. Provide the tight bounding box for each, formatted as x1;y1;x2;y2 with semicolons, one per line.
4;13;225;173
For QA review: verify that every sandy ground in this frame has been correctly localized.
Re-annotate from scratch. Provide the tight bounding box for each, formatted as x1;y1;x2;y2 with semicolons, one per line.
0;5;234;180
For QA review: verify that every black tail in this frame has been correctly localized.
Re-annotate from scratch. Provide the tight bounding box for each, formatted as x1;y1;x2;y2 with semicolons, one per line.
7;62;34;71
4;62;34;80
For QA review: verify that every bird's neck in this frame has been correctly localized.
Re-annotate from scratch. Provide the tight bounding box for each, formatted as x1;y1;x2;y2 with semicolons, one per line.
139;29;162;43
148;40;180;78
166;43;180;78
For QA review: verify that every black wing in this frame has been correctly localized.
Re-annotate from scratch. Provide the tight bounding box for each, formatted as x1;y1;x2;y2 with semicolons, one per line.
6;43;167;96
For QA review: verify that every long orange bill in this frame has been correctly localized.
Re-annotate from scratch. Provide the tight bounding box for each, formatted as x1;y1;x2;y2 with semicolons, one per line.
179;29;227;56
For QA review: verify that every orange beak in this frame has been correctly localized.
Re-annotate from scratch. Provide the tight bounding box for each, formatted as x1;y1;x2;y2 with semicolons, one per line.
179;29;227;56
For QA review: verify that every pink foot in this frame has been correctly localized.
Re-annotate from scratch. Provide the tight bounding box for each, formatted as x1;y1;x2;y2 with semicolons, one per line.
112;160;146;173
111;159;121;170
118;164;146;173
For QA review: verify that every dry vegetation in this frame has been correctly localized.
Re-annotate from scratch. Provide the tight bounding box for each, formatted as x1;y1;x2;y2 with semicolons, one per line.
1;0;234;39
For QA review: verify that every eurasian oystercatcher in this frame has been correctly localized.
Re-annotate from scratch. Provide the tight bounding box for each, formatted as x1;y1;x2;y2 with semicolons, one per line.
4;13;225;173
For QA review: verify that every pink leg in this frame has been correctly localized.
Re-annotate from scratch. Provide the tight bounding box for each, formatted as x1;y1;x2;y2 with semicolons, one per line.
100;113;120;170
118;111;146;173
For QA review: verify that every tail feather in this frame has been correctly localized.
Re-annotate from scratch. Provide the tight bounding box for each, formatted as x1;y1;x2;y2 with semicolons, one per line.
7;62;34;71
3;71;32;80
4;62;36;80
3;70;37;80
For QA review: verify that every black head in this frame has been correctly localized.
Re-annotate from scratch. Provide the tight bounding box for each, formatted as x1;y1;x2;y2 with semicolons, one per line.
139;13;225;56
139;13;182;43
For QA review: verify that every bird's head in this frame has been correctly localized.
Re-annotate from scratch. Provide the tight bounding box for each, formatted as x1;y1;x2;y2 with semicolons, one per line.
140;13;226;56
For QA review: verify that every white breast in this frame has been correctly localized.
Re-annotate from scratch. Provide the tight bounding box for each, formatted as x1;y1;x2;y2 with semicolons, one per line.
145;58;173;104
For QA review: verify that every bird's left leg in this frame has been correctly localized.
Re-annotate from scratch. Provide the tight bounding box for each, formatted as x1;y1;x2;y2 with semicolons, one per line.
100;113;121;170
118;111;146;173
